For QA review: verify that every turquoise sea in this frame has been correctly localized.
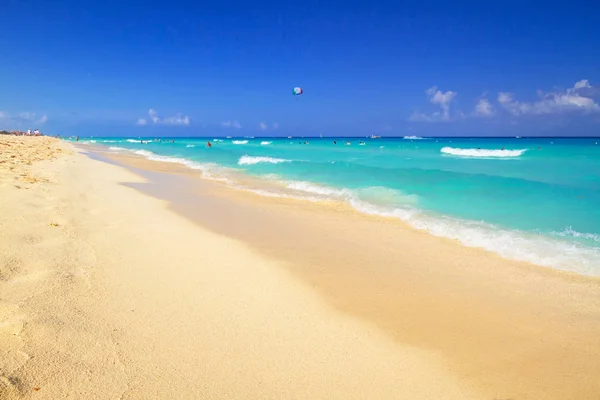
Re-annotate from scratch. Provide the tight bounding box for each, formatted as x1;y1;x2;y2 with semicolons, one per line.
69;136;600;276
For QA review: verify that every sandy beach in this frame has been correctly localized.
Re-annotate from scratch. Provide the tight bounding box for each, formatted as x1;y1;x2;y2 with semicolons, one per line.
1;136;599;399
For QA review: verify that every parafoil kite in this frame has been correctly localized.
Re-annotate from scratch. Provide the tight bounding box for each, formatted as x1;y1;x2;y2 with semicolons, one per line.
292;87;303;96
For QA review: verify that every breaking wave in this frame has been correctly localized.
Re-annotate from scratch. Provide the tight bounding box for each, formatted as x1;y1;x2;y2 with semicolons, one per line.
441;147;527;158
238;156;291;165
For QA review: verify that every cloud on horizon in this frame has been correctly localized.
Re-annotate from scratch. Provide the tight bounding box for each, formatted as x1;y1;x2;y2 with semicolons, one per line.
409;79;598;123
259;122;279;131
221;120;241;129
409;86;458;122
136;109;190;126
497;80;600;116
0;111;48;127
474;99;495;117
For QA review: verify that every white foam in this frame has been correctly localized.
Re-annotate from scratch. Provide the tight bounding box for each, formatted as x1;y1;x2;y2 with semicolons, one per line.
261;141;272;145
240;188;321;202
552;227;600;243
126;139;140;143
286;181;351;197
213;139;223;142
186;144;196;148
269;180;600;276
441;147;527;158
238;156;291;165
112;148;230;182
232;140;248;144
108;146;127;151
404;135;427;140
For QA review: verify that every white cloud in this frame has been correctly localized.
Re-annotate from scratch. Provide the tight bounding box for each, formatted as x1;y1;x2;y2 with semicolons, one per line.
498;80;600;116
474;99;494;117
0;111;47;125
258;122;279;131
222;120;241;129
137;109;190;126
18;112;35;120
162;115;190;125
409;86;458;122
149;109;160;124
574;79;590;90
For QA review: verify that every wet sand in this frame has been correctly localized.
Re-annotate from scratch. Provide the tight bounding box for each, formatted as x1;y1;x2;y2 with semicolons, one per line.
99;148;600;400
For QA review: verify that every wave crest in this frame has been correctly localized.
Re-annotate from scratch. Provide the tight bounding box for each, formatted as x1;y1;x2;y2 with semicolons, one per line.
238;156;291;165
403;135;427;140
441;147;527;158
232;140;248;144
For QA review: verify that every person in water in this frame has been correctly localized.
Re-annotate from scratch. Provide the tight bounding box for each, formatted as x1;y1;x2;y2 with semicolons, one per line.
333;141;337;144
207;141;212;148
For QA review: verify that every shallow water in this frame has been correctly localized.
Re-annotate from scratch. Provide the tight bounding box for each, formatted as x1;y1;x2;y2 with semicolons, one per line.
69;136;600;276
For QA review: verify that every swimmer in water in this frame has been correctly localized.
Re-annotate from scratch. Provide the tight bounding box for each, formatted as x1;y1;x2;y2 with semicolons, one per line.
333;141;337;144
207;141;212;148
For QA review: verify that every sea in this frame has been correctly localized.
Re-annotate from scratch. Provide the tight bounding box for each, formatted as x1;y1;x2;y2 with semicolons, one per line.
68;136;600;277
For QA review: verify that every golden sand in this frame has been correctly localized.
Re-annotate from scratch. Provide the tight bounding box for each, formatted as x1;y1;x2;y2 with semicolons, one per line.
104;149;600;400
1;137;485;399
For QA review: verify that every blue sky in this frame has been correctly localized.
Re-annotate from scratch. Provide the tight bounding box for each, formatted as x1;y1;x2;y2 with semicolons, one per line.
1;1;599;137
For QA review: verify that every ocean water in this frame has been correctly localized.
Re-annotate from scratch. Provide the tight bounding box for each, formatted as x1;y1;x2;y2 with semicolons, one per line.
69;136;600;276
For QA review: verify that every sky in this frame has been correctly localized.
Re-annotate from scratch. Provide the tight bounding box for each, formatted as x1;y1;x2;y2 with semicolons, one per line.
1;0;599;137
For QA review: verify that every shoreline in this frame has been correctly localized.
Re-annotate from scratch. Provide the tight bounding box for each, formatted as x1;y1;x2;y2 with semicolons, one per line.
1;136;599;399
90;145;600;399
90;141;600;277
1;136;483;399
